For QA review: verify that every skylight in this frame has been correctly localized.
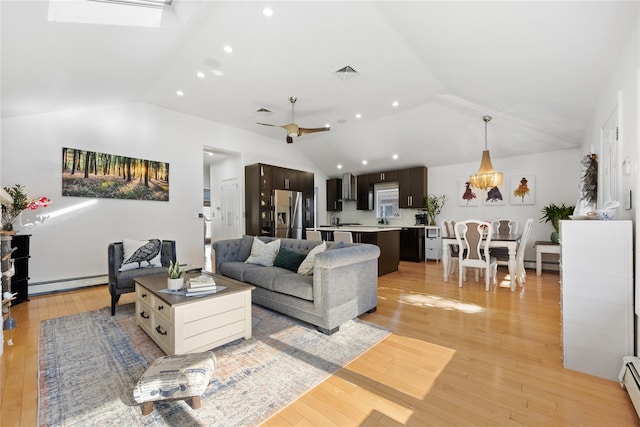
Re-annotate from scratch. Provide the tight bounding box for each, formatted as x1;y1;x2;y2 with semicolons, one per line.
48;0;174;27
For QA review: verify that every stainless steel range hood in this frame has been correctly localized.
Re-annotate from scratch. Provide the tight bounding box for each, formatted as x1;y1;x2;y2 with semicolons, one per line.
340;173;356;201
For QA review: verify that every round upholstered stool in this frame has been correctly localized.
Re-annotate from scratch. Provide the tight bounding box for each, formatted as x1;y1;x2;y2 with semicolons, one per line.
133;351;216;415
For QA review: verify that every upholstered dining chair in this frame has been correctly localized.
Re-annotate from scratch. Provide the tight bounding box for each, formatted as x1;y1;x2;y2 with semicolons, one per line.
441;220;460;278
491;219;519;235
454;220;497;291
333;231;353;244
305;230;322;241
490;219;519;262
515;218;533;286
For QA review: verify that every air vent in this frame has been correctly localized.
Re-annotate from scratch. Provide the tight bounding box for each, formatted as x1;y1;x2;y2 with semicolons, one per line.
334;65;359;81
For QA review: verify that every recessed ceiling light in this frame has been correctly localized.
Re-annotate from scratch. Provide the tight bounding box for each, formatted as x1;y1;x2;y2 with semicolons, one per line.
362;160;367;165
355;113;362;119
337;164;342;169
392;101;399;107
223;45;233;54
392;154;398;160
196;71;205;78
176;90;184;96
207;152;214;156
263;8;273;17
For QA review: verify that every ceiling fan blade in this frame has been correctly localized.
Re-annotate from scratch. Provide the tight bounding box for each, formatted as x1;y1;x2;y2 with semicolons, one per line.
281;123;300;135
256;122;279;127
299;126;330;135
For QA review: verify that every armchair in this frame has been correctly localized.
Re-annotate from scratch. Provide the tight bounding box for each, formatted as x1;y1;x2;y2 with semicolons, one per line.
108;240;176;315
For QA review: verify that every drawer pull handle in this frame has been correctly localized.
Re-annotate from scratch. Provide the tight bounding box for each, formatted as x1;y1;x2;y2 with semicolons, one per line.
140;311;149;319
157;305;164;311
155;326;167;336
141;293;147;298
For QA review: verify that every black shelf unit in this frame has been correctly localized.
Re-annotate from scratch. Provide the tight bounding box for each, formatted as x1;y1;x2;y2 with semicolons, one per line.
10;234;30;305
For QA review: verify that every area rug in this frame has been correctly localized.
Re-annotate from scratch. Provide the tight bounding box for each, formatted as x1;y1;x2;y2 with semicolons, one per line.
38;303;389;426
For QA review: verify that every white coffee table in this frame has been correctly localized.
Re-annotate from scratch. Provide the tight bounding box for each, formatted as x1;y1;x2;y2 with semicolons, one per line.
134;273;254;355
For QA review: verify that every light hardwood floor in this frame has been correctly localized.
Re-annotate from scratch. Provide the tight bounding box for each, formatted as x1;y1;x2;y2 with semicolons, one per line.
2;262;639;426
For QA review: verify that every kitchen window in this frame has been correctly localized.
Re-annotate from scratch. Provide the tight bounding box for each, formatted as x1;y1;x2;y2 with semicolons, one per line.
375;183;400;219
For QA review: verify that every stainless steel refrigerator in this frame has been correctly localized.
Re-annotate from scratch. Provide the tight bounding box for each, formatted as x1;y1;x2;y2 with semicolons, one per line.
273;189;303;239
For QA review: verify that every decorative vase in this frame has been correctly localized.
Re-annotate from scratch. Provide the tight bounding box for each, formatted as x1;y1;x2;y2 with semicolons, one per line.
550;231;559;244
167;277;184;291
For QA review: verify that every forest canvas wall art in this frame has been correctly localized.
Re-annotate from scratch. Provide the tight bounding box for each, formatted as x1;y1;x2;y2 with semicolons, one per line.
61;147;169;201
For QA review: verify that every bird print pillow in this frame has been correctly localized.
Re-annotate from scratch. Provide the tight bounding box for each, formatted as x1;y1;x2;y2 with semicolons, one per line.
119;238;163;272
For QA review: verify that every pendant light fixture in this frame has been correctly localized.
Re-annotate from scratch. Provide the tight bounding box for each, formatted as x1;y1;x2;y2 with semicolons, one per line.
469;115;503;190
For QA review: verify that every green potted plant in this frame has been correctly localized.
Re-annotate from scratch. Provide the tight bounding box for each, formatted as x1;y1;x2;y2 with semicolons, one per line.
539;203;575;243
167;260;184;291
424;194;447;226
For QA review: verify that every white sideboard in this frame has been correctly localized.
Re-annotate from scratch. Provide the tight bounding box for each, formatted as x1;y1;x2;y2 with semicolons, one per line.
560;220;633;380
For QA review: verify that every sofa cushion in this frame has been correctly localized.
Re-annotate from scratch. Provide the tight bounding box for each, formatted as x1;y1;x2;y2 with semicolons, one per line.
243;266;291;290
238;235;255;261
273;247;307;272
297;242;326;275
120;238;162;272
219;262;260;282
245;237;281;267
272;274;314;301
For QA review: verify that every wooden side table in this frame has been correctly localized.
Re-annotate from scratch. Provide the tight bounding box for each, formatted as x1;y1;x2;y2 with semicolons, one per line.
535;241;560;275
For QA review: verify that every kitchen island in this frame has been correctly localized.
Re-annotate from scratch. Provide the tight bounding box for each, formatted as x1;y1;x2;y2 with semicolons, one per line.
314;226;400;276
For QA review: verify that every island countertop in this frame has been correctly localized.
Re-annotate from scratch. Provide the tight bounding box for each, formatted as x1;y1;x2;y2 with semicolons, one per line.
314;226;402;232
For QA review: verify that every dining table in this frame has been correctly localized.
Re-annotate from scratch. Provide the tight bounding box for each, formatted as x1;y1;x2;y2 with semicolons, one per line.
442;232;522;291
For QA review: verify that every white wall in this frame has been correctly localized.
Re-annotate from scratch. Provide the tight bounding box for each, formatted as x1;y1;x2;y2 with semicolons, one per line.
0;102;328;289
334;148;581;262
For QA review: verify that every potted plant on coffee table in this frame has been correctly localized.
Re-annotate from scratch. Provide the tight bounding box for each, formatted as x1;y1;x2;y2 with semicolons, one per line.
539;203;575;243
167;260;184;291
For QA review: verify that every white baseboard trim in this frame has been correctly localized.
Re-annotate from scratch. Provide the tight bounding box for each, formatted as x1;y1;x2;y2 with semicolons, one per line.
30;275;108;295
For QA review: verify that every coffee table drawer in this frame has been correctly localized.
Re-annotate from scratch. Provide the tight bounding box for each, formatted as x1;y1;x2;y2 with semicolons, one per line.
151;316;172;354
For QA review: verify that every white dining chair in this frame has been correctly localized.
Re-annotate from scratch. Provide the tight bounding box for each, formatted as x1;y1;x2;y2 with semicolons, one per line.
515;218;533;287
455;220;497;291
491;219;519;235
305;230;322;241
333;231;353;244
441;220;460;278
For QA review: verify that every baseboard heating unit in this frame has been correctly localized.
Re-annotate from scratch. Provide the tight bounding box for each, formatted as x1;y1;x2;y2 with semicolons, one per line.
619;356;640;418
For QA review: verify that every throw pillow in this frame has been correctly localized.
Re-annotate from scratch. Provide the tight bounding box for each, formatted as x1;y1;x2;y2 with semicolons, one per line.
245;237;281;266
297;242;326;276
273;247;307;272
119;238;162;272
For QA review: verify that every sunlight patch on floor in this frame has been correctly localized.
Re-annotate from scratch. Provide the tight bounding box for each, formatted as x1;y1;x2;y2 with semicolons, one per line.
400;293;485;314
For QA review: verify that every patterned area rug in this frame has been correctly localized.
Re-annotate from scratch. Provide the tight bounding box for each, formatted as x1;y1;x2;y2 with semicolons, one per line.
38;303;389;426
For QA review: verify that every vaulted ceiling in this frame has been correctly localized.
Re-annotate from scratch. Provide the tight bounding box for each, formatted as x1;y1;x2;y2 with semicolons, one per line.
1;1;637;177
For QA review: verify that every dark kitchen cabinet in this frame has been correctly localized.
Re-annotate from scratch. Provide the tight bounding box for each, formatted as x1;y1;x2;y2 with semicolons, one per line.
245;163;314;237
301;172;315;235
356;174;372;210
326;178;343;212
400;227;425;262
399;166;428;208
369;170;398;184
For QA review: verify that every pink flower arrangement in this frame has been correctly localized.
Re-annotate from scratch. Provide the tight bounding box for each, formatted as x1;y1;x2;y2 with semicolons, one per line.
1;185;52;233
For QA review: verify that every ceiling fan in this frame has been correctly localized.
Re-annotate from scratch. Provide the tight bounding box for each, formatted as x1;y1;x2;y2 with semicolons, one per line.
257;97;330;144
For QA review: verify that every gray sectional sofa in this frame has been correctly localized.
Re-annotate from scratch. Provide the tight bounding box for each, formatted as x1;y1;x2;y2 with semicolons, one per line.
211;235;380;334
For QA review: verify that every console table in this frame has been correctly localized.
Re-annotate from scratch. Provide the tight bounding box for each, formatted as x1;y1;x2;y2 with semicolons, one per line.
535;240;560;275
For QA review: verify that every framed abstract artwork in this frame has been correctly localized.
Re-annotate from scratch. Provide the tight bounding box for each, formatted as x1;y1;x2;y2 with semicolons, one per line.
509;175;536;205
458;181;479;206
481;182;507;206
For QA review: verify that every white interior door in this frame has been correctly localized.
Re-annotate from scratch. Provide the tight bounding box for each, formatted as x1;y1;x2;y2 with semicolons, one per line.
221;178;241;240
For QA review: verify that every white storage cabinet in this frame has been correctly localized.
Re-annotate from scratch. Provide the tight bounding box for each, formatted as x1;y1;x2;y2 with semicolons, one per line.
560;220;633;380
